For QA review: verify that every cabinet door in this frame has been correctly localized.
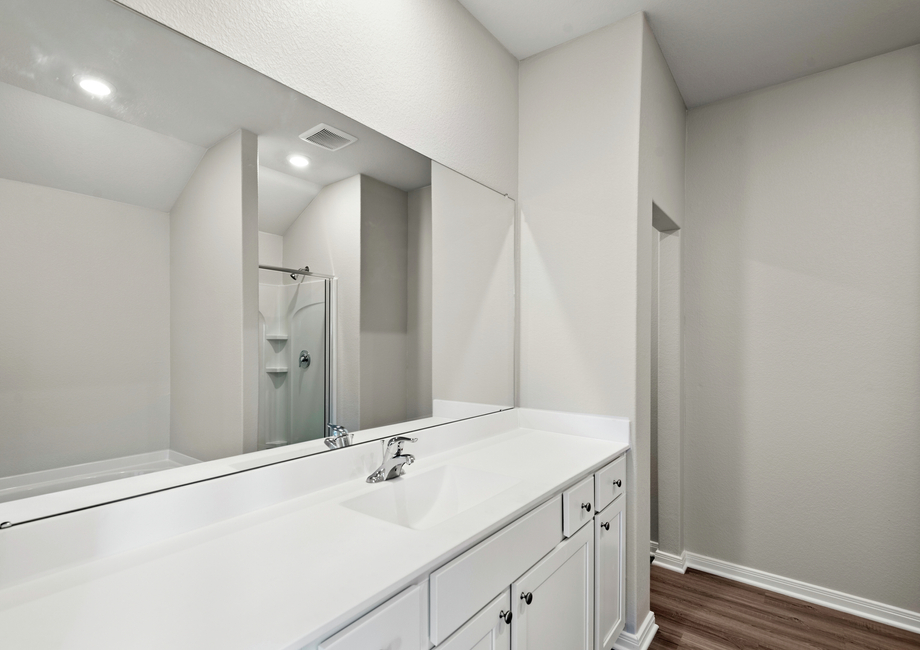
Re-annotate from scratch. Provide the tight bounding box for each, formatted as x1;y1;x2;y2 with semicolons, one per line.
595;496;625;650
511;521;594;650
440;590;512;650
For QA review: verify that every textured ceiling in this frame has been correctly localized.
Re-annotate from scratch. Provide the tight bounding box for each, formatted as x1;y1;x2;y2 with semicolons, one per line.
458;0;920;107
0;0;431;229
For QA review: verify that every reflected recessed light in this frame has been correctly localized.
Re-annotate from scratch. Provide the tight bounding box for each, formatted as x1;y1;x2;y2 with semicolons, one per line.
288;154;310;168
76;76;113;97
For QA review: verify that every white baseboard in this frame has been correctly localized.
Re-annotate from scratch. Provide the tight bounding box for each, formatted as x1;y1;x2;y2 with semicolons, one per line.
685;552;920;635
613;611;658;650
652;549;687;574
649;540;658;557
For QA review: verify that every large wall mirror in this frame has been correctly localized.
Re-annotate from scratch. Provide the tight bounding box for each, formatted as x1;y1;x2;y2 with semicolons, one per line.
0;0;514;520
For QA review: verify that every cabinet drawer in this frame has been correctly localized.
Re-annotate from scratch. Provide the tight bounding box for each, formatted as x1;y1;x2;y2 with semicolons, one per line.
319;584;424;650
430;496;562;645
562;474;595;537
439;589;511;650
594;455;625;512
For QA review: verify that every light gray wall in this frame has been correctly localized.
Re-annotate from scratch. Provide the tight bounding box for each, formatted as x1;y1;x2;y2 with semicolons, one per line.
519;17;642;418
637;18;687;615
360;176;409;430
520;12;647;630
650;227;659;546
283;175;362;431
169;129;259;461
407;186;433;420
120;0;519;199
519;12;686;635
432;163;514;409
655;227;683;557
684;44;920;612
638;13;688;575
0;178;170;476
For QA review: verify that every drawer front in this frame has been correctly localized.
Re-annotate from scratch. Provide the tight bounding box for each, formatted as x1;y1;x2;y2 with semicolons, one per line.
319;584;424;650
430;496;562;645
439;589;511;650
594;455;625;512
562;474;595;537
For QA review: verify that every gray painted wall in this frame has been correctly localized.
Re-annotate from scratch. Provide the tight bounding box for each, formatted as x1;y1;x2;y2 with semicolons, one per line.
0;179;170;476
360;176;409;430
407;186;433;421
684;44;920;612
432;163;514;409
518;13;686;635
169;129;259;461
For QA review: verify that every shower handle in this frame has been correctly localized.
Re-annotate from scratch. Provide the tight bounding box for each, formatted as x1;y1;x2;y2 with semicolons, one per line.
299;350;311;368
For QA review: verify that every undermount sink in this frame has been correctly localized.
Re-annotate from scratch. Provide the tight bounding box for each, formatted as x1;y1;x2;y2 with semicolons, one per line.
340;465;519;530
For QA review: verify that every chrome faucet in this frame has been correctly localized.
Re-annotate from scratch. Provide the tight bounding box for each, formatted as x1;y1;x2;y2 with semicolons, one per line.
367;436;417;483
325;424;353;450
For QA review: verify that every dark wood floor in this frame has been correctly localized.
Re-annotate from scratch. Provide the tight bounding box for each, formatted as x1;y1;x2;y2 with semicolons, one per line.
649;564;920;650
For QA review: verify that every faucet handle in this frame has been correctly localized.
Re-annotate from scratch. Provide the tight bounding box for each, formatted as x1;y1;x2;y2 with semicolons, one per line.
387;436;418;454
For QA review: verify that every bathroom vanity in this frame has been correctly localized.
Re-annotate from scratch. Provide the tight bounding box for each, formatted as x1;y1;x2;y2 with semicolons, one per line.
0;409;628;650
320;453;626;650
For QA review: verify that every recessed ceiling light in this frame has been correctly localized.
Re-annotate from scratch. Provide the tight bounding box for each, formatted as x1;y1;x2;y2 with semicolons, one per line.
76;76;113;97
288;154;310;168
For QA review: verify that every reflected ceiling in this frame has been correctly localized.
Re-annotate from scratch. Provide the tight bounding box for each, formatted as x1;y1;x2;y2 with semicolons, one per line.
0;0;431;232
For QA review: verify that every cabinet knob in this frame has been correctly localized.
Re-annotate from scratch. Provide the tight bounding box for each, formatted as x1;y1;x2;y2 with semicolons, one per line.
520;591;533;605
499;609;513;624
613;479;622;488
581;502;592;513
601;521;610;531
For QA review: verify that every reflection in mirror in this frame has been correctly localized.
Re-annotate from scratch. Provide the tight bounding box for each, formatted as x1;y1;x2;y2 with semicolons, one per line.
0;0;514;512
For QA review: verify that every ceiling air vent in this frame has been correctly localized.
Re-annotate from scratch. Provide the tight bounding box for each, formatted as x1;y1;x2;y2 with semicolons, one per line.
298;123;358;151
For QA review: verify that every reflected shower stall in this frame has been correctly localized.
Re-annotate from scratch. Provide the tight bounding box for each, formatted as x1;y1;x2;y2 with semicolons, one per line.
258;265;335;449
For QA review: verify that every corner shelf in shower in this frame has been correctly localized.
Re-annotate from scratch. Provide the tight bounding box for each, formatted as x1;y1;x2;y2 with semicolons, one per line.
265;367;289;373
265;334;289;341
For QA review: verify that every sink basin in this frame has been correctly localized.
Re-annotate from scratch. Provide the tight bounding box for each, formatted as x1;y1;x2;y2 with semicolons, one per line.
340;465;519;530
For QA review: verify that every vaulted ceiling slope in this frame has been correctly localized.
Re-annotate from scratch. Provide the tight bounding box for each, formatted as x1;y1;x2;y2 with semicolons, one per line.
458;0;920;107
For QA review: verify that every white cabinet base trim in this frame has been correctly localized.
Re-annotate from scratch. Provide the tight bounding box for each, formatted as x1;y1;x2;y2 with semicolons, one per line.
612;612;657;650
685;552;920;635
651;550;686;574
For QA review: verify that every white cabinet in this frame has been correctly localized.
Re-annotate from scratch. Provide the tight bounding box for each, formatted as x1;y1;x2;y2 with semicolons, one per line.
318;584;425;650
439;590;512;650
595;495;625;650
511;521;594;650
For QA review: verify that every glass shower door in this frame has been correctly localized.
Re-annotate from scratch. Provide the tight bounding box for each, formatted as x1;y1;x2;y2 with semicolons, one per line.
258;275;332;449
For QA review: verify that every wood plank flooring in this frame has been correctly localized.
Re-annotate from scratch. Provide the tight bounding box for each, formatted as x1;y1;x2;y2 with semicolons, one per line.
649;564;920;650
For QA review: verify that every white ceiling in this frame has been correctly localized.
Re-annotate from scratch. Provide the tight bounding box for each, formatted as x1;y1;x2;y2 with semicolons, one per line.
458;0;920;107
0;0;431;232
258;167;322;236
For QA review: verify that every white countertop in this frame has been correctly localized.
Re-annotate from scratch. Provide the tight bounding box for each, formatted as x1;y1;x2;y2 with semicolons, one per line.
0;413;628;649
